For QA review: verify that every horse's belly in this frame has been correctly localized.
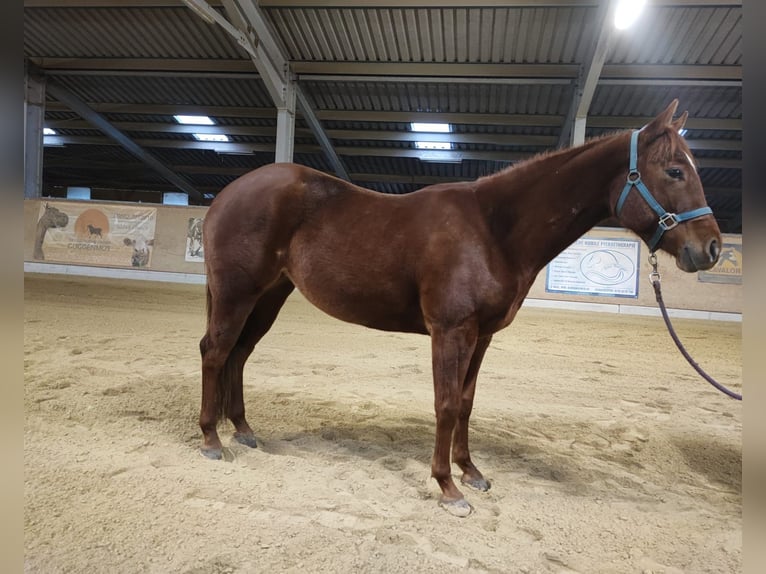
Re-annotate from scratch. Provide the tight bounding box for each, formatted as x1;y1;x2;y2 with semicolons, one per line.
285;266;426;334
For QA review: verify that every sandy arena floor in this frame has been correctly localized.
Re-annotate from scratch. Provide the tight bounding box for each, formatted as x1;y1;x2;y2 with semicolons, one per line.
24;273;742;573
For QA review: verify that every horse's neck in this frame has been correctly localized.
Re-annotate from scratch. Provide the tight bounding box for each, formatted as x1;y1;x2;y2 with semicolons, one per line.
478;133;629;271
34;216;51;258
36;216;52;236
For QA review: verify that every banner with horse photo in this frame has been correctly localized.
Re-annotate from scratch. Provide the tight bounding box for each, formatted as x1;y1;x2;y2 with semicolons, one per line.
33;201;157;268
185;216;204;262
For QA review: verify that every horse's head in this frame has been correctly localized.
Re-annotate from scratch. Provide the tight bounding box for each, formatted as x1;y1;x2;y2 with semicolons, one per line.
611;99;721;272
43;203;69;228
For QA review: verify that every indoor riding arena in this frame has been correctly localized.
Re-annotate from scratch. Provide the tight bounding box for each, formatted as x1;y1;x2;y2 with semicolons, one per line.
24;2;742;573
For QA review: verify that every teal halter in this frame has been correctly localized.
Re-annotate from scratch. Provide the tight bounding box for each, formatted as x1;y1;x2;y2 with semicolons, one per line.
615;129;712;252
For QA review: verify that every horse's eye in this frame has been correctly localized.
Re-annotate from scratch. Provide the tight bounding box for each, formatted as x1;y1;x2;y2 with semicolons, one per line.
665;167;683;180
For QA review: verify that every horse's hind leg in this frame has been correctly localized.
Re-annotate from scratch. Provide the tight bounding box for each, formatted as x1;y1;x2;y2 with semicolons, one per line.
225;278;295;448
452;335;492;492
199;292;258;459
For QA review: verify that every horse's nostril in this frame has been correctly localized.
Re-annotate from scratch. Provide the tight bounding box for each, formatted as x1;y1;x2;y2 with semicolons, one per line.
709;239;720;262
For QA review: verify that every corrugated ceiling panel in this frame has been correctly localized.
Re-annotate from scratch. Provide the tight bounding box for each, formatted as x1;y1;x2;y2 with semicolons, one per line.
609;6;741;66
267;6;598;64
699;168;741;189
46;75;273;108
301;81;570;115
589;85;741;119
24;7;247;59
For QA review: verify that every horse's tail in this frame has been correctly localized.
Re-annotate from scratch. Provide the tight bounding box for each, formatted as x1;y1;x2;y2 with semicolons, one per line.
205;281;212;326
203;282;233;423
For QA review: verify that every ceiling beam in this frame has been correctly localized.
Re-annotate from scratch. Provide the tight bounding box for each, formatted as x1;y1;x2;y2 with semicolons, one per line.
43;158;742;192
44;121;742;149
37;65;742;88
559;0;611;147
44;134;742;168
23;0;742;6
295;87;349;179
293;61;742;81
571;0;614;145
24;1;223;6
44;102;742;131
29;57;742;82
43;79;204;201
191;0;349;177
587;116;741;131
27;57;255;73
258;0;739;5
180;0;287;105
45;119;560;146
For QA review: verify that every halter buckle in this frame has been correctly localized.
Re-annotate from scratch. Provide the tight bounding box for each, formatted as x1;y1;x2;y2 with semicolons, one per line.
626;170;641;184
658;212;679;231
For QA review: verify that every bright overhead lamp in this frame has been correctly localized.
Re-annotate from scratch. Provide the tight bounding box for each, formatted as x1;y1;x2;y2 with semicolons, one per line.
678;128;688;137
412;123;453;150
193;133;229;142
174;114;215;125
43;127;56;135
614;0;647;30
411;122;451;133
415;141;452;150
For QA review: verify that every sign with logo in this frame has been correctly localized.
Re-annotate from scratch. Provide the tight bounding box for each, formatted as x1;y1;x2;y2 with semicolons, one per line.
33;201;157;268
698;242;742;284
546;237;640;298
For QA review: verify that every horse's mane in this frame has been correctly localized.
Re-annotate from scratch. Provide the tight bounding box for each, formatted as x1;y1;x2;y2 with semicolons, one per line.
479;129;628;183
479;125;687;184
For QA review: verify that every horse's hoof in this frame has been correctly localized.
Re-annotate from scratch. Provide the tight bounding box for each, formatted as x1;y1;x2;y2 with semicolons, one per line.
438;498;473;517
200;447;223;460
233;432;258;449
462;476;491;492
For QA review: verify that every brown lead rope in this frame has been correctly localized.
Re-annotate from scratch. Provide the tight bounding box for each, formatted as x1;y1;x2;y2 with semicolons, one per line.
648;253;742;401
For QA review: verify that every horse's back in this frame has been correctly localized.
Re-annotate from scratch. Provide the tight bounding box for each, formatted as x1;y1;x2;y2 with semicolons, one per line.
202;163;506;333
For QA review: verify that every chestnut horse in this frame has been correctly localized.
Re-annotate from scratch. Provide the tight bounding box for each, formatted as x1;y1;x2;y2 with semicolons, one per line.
199;100;721;516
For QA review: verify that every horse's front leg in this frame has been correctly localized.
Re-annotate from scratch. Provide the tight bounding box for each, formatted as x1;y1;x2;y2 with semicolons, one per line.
430;323;478;517
452;335;492;492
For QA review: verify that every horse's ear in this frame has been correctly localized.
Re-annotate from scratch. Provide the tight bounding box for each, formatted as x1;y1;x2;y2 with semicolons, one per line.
671;110;689;133
641;99;679;141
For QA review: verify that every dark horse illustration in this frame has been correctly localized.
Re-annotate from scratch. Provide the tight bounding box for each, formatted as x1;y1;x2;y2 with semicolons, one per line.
199;101;721;516
86;223;103;238
33;203;69;260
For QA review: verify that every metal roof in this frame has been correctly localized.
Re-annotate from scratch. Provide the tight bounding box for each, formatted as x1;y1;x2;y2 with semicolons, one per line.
24;0;742;232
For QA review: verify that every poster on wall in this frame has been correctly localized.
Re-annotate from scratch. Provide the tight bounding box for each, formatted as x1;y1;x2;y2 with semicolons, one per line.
33;201;157;268
185;217;204;262
698;242;742;284
545;237;640;298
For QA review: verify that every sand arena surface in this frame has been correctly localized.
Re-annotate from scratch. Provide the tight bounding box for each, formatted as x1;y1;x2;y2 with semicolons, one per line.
24;274;741;573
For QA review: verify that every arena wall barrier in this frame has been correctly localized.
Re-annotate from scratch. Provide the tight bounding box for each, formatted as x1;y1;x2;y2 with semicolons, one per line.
24;199;742;318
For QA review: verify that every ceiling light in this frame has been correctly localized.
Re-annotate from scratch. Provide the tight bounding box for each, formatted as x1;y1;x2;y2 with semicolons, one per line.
614;0;647;30
418;150;462;163
174;115;215;125
415;141;452;150
193;133;229;142
43;127;56;135
678;128;688;137
411;122;451;133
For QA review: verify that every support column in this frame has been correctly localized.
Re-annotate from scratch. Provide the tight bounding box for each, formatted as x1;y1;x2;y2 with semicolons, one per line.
275;80;295;163
572;116;588;146
24;70;45;199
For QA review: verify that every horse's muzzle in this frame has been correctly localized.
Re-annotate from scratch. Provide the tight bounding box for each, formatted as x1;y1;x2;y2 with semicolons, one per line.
676;237;721;272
